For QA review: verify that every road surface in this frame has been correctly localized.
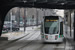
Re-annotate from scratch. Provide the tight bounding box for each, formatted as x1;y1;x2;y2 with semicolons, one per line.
0;26;74;50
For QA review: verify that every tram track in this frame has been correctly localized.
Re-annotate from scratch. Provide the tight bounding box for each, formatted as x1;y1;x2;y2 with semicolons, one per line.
21;38;63;50
35;43;45;50
17;30;40;50
18;35;40;50
0;33;30;50
0;29;40;50
20;30;40;40
53;42;65;50
35;42;63;50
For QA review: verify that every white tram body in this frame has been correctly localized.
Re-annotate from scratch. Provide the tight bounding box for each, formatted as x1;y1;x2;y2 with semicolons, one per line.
41;16;64;42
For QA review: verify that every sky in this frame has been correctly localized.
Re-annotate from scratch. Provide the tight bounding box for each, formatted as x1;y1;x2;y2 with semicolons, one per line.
56;9;64;17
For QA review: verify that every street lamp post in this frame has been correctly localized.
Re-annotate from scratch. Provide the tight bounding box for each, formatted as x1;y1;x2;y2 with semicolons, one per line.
10;12;12;32
36;9;38;26
24;8;26;31
43;9;46;16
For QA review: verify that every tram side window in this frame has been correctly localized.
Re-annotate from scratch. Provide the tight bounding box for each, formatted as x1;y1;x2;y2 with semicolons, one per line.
60;22;63;35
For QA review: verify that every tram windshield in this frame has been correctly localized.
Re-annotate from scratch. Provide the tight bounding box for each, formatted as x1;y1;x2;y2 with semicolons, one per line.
44;20;59;34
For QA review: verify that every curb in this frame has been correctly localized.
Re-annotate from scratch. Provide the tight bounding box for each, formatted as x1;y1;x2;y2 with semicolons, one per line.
0;37;8;41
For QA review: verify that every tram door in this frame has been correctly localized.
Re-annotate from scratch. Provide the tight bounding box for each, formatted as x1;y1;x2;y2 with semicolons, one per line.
60;22;63;37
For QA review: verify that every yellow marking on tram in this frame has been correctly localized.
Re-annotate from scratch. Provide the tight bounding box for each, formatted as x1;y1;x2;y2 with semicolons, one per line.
46;19;57;22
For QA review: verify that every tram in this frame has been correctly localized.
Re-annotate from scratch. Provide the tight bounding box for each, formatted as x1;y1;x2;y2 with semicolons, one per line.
41;16;64;42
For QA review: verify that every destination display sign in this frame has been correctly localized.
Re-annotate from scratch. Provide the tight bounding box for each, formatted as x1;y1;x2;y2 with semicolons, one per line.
45;19;57;22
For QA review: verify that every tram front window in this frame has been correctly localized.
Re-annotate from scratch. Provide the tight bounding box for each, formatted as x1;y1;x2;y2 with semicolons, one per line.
44;20;59;34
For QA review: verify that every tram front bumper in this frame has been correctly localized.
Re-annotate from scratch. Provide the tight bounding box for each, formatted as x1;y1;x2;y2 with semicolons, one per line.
42;38;63;43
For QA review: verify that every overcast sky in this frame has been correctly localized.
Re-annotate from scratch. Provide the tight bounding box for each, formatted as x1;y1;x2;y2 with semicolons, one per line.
56;10;64;17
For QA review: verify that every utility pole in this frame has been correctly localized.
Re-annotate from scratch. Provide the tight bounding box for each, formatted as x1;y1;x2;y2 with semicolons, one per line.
36;9;38;26
18;8;20;28
10;11;12;32
43;9;46;16
24;8;26;31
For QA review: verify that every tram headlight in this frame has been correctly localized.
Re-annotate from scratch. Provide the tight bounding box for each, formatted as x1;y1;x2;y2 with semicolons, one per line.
55;35;58;40
45;35;48;40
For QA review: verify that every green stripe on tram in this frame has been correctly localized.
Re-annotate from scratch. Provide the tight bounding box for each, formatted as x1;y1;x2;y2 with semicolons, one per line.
42;36;44;38
59;35;63;38
41;33;44;38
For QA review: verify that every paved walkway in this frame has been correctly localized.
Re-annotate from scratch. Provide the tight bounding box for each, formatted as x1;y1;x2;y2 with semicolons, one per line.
1;25;41;40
